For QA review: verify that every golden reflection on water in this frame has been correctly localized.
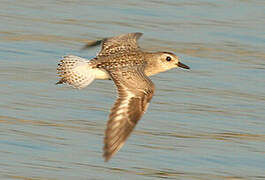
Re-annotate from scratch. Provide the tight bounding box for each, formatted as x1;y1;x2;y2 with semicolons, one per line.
145;39;265;65
137;130;265;143
1;33;88;46
2;113;264;138
2;29;265;66
0;115;99;134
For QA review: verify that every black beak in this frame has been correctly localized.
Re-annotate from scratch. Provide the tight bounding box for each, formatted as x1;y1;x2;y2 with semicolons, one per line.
178;62;190;69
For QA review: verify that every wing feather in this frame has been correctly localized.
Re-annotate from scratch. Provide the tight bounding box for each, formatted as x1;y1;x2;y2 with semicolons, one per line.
103;65;154;161
82;32;143;56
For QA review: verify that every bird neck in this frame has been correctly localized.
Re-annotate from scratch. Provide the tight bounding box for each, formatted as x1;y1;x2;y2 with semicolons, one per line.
144;52;163;77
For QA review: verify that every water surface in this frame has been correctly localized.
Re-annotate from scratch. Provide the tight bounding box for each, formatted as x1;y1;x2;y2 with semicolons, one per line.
0;0;265;179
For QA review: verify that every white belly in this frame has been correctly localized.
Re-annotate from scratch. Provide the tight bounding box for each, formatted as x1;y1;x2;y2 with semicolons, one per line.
91;68;110;80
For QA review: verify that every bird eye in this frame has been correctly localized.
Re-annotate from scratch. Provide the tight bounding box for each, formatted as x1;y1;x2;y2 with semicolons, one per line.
166;56;171;61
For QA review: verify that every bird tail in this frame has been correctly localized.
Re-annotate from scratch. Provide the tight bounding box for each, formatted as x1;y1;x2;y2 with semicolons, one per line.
56;55;96;89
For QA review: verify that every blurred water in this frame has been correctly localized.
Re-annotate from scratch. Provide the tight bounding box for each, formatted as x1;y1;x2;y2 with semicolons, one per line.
0;0;265;179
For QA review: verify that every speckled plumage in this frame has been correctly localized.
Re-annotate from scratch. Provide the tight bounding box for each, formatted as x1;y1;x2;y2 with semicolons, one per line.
56;32;190;162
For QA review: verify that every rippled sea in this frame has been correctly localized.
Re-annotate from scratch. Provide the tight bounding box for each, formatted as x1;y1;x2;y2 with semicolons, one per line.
1;0;265;179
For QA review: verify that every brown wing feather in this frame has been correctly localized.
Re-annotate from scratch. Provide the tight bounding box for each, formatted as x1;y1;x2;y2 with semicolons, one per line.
82;32;143;57
103;65;154;161
99;32;143;56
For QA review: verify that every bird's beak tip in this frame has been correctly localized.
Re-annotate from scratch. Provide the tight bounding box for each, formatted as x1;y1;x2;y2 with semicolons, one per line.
178;62;190;69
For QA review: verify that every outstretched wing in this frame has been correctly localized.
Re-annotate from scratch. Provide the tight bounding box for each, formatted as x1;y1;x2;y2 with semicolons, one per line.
99;32;143;56
103;65;155;162
83;32;143;56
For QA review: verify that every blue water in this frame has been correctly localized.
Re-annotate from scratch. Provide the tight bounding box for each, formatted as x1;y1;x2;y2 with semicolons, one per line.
0;0;265;179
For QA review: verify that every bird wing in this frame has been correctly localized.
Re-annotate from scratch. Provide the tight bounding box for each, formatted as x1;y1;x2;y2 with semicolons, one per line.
103;64;155;161
83;32;143;56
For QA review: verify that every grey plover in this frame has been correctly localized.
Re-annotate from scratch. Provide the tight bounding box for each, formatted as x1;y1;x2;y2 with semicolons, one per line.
56;32;190;162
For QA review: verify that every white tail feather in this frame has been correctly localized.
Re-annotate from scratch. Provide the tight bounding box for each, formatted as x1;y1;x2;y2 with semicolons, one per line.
57;55;95;89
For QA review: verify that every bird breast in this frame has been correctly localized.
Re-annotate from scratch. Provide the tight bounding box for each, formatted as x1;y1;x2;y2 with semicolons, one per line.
92;68;110;80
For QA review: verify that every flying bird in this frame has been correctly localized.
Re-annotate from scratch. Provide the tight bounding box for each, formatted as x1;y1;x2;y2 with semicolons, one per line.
56;32;190;161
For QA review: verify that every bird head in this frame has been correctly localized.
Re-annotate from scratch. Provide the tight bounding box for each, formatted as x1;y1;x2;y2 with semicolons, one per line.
157;52;190;71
